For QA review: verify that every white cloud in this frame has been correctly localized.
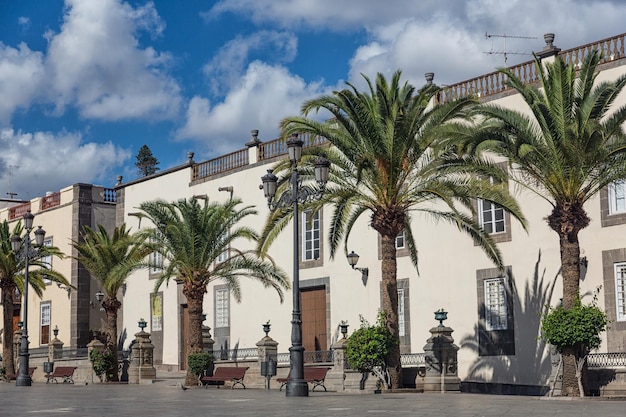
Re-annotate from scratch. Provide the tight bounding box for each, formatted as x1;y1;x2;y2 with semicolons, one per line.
203;31;298;96
44;0;181;121
0;128;131;199
178;61;329;156
0;42;45;124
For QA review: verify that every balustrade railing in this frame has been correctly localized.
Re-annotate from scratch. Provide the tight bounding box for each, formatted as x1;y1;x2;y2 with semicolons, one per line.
102;188;117;203
192;148;249;181
40;192;61;211
258;133;328;161
8;202;31;220
212;347;258;361
439;32;626;103
587;352;626;368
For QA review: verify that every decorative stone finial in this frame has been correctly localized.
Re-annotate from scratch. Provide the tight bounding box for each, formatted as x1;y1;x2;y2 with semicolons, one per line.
425;72;435;85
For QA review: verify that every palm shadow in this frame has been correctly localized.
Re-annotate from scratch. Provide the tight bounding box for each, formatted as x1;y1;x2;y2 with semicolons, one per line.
459;249;558;394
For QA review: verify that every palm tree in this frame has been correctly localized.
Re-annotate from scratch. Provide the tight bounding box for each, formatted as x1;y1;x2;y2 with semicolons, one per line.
260;70;526;388
468;50;626;396
0;220;68;377
137;197;290;387
71;224;150;381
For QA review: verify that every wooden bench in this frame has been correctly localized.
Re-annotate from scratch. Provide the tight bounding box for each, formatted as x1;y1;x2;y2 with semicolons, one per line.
5;367;36;382
46;366;77;384
200;366;248;389
277;367;331;392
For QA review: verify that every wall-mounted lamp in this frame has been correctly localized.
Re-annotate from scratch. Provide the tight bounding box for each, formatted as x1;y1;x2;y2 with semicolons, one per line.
347;251;369;277
579;256;588;269
218;186;234;200
92;291;105;312
128;212;142;229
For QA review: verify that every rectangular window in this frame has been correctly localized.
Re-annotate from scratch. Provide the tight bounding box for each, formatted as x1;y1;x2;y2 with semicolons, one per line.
609;181;626;215
395;231;405;250
215;288;229;328
615;263;626;321
149;237;163;274
40;302;51;345
478;199;506;234
302;210;320;261
484;278;508;330
398;288;405;337
216;229;229;263
41;238;53;284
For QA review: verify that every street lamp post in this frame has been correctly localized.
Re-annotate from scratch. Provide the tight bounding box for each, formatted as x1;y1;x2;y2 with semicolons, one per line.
261;133;330;397
10;210;46;387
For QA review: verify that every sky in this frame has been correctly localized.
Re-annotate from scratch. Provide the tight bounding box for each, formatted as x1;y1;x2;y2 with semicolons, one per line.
1;0;626;199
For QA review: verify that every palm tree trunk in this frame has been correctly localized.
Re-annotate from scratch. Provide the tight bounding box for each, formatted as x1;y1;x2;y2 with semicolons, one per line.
104;297;121;382
1;285;16;376
558;230;582;396
183;281;206;387
380;234;403;389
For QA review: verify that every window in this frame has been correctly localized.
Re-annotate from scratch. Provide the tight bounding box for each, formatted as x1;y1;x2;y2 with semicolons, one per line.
609;181;626;215
478;199;506;234
302;210;320;262
216;229;229;263
215;288;229;328
149;237;163;275
615;263;626;321
476;267;515;356
41;238;53;285
40;302;51;345
484;278;508;330
398;288;405;337
395;231;405;250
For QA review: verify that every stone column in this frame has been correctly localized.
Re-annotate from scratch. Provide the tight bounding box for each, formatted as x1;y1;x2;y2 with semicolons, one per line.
202;325;215;354
48;335;64;361
327;337;348;392
422;325;460;392
128;330;156;384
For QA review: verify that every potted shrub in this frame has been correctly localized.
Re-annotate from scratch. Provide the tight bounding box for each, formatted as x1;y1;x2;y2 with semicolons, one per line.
188;352;214;384
346;312;396;391
89;348;118;382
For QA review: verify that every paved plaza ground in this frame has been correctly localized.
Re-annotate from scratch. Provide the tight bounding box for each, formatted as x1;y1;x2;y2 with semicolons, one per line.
2;379;626;417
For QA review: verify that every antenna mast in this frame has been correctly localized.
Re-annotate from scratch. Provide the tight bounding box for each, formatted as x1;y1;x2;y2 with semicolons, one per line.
484;32;537;65
7;165;19;199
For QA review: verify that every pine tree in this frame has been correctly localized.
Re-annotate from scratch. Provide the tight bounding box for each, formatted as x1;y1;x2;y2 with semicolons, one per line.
135;144;160;177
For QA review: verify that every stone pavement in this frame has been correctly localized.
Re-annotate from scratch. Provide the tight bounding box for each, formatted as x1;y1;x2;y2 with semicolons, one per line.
1;379;625;417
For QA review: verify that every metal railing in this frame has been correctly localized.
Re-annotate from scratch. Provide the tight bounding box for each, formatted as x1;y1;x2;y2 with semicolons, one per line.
212;347;258;361
587;352;626;368
400;352;426;366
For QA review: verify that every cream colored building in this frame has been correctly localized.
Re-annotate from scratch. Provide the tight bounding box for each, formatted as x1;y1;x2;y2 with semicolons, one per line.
3;32;626;393
0;184;116;353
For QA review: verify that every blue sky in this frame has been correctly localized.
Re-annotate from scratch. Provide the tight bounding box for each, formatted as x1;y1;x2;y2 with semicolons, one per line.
2;0;626;199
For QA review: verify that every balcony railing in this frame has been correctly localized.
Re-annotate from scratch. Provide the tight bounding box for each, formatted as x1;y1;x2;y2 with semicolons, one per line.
8;202;31;220
192;148;249;182
439;32;626;103
41;192;61;211
258;133;328;161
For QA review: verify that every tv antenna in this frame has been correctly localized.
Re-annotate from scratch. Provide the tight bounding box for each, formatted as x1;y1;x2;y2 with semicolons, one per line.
7;165;19;199
484;32;537;65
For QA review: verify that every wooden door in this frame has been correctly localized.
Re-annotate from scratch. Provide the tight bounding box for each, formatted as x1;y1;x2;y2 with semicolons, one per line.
301;287;326;361
181;304;189;370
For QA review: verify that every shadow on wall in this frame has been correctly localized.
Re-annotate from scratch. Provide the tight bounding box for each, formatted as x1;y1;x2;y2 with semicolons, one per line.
460;249;558;393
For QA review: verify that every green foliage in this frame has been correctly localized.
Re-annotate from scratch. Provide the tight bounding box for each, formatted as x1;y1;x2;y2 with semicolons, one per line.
135;144;160;177
0;366;6;380
346;312;396;373
187;353;213;376
89;348;118;382
541;295;608;356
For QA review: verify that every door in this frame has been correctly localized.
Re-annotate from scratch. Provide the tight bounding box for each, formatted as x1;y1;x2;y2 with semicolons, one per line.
181;304;189;370
301;287;326;362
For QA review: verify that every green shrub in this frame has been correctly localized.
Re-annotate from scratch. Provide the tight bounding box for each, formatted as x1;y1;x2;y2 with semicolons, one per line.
187;353;213;377
89;348;118;382
346;312;395;373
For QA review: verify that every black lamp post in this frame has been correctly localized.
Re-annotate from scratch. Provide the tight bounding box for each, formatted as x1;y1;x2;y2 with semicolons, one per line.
261;133;330;397
11;210;46;387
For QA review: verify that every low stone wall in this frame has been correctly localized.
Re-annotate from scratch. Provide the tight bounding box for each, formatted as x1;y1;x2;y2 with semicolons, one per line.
28;357;94;384
587;368;626;396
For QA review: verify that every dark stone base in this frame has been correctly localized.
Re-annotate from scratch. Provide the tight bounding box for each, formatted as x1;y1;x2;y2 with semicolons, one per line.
461;381;549;396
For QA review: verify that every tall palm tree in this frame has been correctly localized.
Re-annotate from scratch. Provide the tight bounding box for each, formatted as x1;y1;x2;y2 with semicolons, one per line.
0;220;68;376
260;70;526;389
71;224;150;381
467;50;626;396
137;197;290;387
